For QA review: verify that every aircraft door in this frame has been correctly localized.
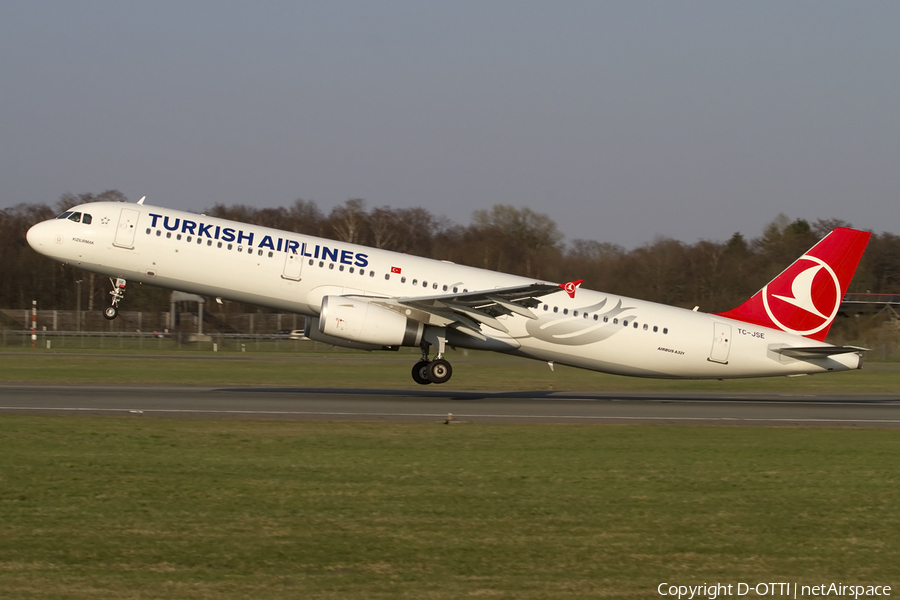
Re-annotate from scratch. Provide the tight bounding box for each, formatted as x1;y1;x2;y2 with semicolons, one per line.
709;322;731;364
114;208;141;249
282;251;303;281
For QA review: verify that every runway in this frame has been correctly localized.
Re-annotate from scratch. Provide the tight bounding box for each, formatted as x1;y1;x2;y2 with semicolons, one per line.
1;385;899;426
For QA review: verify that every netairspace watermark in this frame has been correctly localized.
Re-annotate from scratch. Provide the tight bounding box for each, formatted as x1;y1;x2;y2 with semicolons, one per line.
658;583;892;599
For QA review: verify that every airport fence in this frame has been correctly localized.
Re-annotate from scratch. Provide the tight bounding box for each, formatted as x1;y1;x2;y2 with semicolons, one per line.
0;309;305;336
0;329;376;354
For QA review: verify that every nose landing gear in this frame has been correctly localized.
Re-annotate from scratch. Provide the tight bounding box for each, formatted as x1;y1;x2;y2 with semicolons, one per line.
103;278;127;320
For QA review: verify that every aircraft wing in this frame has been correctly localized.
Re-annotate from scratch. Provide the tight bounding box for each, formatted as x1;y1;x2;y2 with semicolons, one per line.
348;282;567;340
771;345;869;359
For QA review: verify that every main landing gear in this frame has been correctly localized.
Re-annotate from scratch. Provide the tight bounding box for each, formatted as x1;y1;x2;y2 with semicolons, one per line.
411;333;453;385
103;277;127;320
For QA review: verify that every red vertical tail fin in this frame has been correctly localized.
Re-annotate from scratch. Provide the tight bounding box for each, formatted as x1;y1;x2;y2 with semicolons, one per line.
714;227;871;341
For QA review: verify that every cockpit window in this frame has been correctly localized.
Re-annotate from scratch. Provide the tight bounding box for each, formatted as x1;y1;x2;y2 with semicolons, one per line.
55;211;92;224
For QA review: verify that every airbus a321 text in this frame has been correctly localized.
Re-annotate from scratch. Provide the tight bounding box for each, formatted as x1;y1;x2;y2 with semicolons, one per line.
27;198;871;385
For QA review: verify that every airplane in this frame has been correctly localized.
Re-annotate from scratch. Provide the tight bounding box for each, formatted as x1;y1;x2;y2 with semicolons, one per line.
26;198;871;385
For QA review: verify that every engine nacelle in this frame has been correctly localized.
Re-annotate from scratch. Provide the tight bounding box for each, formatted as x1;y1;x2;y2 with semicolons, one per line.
319;296;424;347
303;317;389;351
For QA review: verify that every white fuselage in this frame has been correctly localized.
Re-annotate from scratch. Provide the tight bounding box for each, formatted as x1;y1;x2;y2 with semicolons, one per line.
27;202;860;378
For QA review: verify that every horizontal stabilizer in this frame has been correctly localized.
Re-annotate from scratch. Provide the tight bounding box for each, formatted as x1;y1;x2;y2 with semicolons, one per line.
771;345;868;359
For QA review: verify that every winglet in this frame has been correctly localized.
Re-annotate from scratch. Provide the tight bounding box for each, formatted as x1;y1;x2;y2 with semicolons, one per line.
559;279;584;299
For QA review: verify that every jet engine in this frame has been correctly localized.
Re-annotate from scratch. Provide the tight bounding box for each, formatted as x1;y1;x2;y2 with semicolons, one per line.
303;317;389;351
318;296;424;347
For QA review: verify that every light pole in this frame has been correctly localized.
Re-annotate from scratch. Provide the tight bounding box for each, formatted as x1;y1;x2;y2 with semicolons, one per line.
75;279;82;332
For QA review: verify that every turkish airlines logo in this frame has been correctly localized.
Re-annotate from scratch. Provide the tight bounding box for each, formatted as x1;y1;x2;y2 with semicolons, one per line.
761;255;841;336
559;279;584;299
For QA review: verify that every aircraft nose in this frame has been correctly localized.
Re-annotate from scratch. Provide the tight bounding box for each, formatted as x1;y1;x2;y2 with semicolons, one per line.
26;221;52;254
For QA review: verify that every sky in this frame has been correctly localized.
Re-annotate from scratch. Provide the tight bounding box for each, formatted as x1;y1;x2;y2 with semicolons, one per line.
1;1;898;248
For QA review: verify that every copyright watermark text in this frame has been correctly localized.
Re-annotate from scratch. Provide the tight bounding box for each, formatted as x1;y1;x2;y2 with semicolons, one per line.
657;583;891;599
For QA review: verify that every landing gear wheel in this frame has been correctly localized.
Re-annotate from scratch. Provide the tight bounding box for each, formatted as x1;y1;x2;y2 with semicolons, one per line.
427;359;452;385
411;361;432;385
103;306;119;320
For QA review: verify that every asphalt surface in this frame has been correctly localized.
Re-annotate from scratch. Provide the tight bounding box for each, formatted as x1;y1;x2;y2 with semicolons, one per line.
1;384;899;427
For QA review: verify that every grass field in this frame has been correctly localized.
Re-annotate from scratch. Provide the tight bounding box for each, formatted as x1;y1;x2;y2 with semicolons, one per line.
1;417;898;599
2;346;899;392
1;349;898;598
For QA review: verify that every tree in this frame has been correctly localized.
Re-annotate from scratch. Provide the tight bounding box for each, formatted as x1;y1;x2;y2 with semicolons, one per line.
287;199;325;235
327;199;369;245
468;205;564;278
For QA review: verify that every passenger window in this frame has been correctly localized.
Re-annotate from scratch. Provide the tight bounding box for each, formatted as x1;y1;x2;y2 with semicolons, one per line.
443;285;448;291
453;287;458;293
157;231;162;237
401;277;407;283
146;228;151;234
433;283;438;289
227;243;233;250
613;319;618;324
166;232;172;239
593;315;598;321
603;316;608;323
412;279;417;285
422;281;427;287
349;267;355;273
553;307;558;313
268;252;273;257
328;263;334;269
258;249;263;256
573;310;578;317
369;271;374;277
385;274;390;280
563;309;569;315
339;265;344;271
584;313;589;319
653;326;658;332
623;321;628;327
237;245;242;251
663;328;668;334
633;322;638;329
